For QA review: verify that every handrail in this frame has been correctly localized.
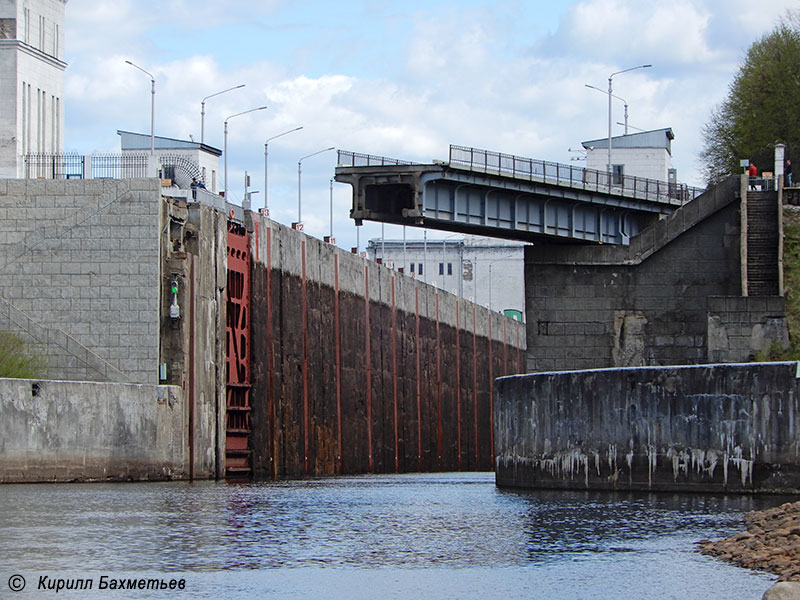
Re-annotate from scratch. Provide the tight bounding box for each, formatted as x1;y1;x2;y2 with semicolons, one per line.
337;150;413;168
448;144;705;206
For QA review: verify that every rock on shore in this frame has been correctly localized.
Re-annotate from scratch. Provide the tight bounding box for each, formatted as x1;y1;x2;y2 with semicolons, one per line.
697;501;800;581
763;582;800;600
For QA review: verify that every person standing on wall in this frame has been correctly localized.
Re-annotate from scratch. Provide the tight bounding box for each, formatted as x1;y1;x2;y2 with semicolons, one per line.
786;159;793;187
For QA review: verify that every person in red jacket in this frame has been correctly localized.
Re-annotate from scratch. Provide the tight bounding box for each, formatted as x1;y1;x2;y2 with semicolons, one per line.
748;162;758;189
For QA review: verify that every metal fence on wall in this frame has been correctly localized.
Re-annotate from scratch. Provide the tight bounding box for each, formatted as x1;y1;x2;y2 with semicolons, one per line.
90;153;149;179
24;153;151;180
24;153;85;180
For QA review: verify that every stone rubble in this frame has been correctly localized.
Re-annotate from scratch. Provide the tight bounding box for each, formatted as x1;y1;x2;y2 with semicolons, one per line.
698;501;800;582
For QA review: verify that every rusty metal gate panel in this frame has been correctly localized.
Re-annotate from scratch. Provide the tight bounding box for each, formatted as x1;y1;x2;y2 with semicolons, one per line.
226;221;252;479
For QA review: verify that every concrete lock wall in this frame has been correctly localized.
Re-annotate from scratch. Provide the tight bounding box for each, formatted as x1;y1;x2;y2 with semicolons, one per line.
495;362;800;494
159;198;227;480
0;178;162;384
524;176;787;371
248;215;527;478
0;178;525;482
0;378;186;482
0;181;226;481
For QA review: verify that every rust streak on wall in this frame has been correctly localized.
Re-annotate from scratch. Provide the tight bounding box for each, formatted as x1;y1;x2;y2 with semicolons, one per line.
188;258;195;481
365;264;373;473
302;240;309;477
391;276;399;473
472;306;479;470
416;286;422;472
436;293;442;471
489;313;495;466
266;226;276;479
335;253;343;474
456;301;462;471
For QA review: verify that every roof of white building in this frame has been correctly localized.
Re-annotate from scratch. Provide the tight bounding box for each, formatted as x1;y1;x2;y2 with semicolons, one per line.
117;130;222;157
581;127;674;154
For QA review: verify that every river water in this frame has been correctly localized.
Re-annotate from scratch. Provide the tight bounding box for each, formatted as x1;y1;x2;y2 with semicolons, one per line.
0;472;789;599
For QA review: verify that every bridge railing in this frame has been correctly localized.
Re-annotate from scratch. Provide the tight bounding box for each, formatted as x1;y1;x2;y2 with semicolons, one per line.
337;150;414;167
448;145;705;205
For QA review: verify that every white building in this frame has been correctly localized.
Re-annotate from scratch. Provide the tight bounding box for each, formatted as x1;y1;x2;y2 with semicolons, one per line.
118;130;222;193
0;0;66;178
582;127;676;184
367;235;526;321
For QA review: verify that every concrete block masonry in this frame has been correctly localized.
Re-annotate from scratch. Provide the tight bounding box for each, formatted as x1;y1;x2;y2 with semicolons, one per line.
495;362;800;493
0;378;186;482
0;178;161;384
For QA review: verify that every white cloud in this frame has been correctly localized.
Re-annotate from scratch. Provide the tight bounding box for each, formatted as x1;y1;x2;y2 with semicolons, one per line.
545;0;718;66
60;0;799;250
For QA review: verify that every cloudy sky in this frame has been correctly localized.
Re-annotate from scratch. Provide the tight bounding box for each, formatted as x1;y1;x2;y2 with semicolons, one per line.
63;0;796;250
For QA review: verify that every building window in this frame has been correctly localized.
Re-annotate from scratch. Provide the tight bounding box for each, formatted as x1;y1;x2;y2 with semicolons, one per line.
447;263;452;276
612;164;624;185
26;83;31;154
39;89;45;152
439;262;444;275
418;263;423;275
410;263;415;273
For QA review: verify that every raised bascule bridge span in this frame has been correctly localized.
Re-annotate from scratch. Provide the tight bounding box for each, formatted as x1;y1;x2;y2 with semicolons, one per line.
335;145;705;245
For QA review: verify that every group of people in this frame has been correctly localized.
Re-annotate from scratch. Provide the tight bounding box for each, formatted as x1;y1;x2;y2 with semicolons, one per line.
747;159;793;189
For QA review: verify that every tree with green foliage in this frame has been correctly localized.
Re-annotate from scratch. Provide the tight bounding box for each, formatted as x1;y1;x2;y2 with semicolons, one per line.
0;332;46;379
701;13;800;184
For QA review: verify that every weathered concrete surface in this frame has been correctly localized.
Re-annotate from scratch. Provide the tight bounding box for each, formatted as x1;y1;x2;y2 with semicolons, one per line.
159;198;227;480
0;378;186;482
495;362;800;493
248;215;527;478
0;182;225;480
525;175;788;371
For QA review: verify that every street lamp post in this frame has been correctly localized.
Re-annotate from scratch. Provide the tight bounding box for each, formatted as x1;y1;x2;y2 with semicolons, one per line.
607;64;651;186
296;147;335;228
125;60;155;155
264;126;303;215
585;84;628;134
329;178;334;242
224;106;267;200
201;84;245;145
489;264;492;311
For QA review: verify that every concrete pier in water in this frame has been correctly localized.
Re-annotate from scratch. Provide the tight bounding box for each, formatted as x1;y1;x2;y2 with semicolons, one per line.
495;362;800;494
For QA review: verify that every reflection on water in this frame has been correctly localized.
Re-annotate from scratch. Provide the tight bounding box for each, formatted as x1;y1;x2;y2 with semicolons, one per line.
0;473;788;599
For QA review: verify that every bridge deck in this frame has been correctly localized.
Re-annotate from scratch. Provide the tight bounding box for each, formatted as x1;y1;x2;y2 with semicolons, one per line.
336;145;705;245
